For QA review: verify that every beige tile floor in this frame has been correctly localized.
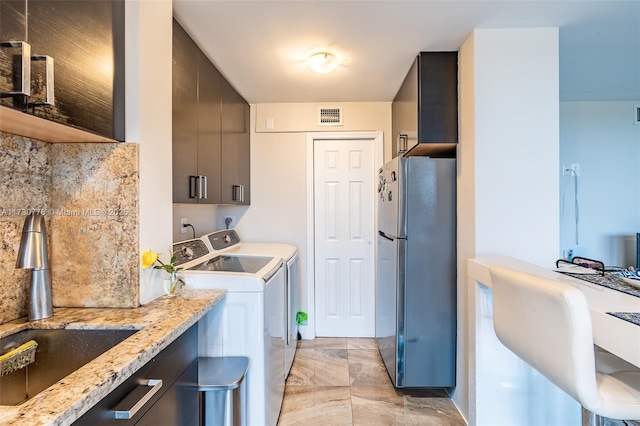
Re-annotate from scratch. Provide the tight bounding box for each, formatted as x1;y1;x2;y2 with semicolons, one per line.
278;338;466;426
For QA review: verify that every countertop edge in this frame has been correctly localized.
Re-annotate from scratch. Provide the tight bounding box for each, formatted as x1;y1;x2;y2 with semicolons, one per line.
0;290;225;426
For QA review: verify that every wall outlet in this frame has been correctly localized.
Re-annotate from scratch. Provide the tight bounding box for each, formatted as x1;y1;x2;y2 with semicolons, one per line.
224;215;236;229
562;164;580;176
570;163;580;176
180;217;188;234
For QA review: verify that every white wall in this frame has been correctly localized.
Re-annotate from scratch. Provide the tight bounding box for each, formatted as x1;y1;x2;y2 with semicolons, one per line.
126;0;174;304
172;204;219;242
559;101;640;267
232;102;391;337
456;31;476;424
455;28;560;423
255;102;393;161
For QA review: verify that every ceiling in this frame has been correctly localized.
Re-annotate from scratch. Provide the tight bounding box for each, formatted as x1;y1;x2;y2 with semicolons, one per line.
173;1;640;104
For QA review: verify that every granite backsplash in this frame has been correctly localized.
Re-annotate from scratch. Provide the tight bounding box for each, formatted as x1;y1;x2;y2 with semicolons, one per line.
0;132;139;324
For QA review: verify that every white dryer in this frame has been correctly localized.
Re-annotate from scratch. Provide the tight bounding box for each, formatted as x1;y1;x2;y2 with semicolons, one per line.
220;240;299;378
173;232;285;426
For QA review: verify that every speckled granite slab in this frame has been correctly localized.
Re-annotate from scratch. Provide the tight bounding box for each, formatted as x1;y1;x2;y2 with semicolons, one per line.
0;289;224;426
0;132;141;325
0;132;52;323
607;312;640;327
50;142;139;308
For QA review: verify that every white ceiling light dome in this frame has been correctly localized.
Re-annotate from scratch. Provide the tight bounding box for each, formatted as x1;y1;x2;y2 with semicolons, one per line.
306;52;340;74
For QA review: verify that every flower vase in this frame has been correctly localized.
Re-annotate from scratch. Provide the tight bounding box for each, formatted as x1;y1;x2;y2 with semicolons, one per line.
163;271;183;297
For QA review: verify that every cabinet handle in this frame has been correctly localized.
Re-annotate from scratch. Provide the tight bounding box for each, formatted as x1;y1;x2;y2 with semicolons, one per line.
0;41;31;97
189;176;198;198
202;175;208;199
30;55;55;106
190;175;207;199
397;134;408;154
112;378;163;419
232;184;244;202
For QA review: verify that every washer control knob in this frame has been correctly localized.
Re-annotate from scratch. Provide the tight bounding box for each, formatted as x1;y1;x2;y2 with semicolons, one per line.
223;235;232;244
182;246;194;259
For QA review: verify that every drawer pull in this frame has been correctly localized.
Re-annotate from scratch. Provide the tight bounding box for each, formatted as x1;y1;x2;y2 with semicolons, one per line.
112;378;163;419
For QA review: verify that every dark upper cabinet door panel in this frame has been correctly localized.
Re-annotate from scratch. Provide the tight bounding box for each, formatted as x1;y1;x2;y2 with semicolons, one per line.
392;57;418;158
221;78;250;205
196;49;222;204
0;1;26;40
0;0;125;141
172;19;223;205
418;52;458;144
392;52;458;158
0;1;28;99
171;18;250;206
172;19;199;204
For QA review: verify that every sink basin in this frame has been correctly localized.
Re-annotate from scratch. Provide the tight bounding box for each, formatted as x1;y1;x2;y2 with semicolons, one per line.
0;328;137;406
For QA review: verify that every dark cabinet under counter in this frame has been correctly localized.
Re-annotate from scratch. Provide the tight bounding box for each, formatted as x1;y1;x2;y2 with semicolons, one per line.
0;0;125;142
74;325;199;425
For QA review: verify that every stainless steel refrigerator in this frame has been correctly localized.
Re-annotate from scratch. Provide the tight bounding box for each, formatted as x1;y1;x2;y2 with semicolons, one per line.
376;156;456;388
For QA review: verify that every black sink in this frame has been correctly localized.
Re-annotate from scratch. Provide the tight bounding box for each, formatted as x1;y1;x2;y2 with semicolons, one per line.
0;328;137;406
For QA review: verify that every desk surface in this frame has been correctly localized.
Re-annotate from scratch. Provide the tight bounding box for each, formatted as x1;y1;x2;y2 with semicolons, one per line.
469;256;640;368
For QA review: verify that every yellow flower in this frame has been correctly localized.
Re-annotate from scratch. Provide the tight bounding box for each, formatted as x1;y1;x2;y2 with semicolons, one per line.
141;251;159;269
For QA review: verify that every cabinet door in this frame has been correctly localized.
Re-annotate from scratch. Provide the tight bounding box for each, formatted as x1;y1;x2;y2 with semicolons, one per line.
196;50;222;204
417;52;458;144
0;1;28;105
391;56;418;158
221;78;250;205
8;0;125;140
135;361;199;426
172;20;199;204
74;325;198;425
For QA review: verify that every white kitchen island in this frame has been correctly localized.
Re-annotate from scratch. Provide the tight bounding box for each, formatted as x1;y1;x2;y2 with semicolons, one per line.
467;256;640;426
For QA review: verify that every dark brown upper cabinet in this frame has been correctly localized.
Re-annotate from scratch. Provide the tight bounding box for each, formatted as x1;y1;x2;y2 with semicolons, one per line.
172;19;221;204
172;19;250;205
0;0;125;142
392;52;458;158
220;77;250;206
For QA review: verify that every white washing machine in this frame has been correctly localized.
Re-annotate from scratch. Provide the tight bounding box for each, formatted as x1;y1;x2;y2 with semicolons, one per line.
173;232;285;426
220;241;299;378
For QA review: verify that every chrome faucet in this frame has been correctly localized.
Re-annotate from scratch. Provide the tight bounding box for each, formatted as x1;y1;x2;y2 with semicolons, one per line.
16;212;53;321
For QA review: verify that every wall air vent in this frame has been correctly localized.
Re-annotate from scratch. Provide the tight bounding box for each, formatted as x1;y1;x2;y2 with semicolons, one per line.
318;106;343;126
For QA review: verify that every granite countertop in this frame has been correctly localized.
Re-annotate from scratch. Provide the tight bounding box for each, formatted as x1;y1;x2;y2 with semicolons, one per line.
0;289;225;426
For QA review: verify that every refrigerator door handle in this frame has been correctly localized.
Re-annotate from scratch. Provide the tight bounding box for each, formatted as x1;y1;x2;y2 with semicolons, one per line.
378;231;394;242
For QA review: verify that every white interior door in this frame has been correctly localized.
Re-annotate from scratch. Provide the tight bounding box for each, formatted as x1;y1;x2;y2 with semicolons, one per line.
314;138;375;337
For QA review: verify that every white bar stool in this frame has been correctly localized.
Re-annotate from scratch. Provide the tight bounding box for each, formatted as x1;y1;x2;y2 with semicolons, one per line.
489;266;640;426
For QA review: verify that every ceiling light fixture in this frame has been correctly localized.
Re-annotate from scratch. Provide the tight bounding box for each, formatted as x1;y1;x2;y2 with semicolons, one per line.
306;52;340;74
